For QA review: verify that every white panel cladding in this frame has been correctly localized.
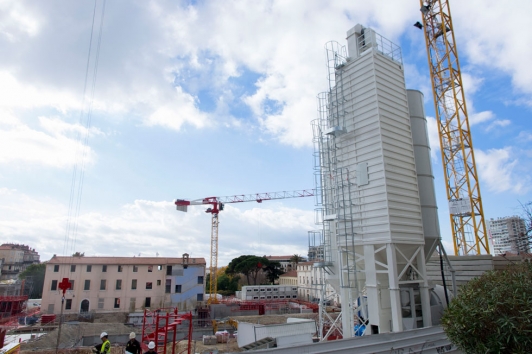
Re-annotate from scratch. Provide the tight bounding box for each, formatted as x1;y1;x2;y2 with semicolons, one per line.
333;44;423;245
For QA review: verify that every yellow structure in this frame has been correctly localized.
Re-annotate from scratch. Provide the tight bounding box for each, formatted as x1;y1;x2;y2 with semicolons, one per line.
419;0;490;255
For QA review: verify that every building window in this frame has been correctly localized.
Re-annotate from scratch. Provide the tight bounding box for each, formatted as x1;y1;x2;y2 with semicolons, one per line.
165;279;171;293
69;280;75;290
54;265;59;272
197;294;203;301
133;265;138;272
148;266;153;272
65;299;72;310
102;265;107;272
70;265;76;272
114;298;120;309
118;265;123;272
146;282;152;290
158;265;163;271
157;280;161;286
51;280;58;291
166;266;172;275
145;297;151;308
131;279;137;290
175;285;182;293
86;265;92;272
116;279;122;290
84;280;90;291
197;276;204;284
98;298;104;309
100;279;106;290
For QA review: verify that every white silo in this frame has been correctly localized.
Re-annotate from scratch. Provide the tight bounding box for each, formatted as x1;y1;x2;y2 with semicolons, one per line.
312;24;433;337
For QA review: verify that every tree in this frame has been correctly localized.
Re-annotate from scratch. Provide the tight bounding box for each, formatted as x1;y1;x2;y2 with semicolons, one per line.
263;261;284;284
72;252;85;257
441;262;532;353
289;254;305;269
19;263;46;299
226;255;267;285
206;266;241;296
519;201;532;252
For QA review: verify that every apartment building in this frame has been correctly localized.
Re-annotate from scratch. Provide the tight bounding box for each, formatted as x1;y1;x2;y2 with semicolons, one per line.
488;216;529;255
41;255;206;315
0;244;40;281
278;270;297;286
297;262;337;305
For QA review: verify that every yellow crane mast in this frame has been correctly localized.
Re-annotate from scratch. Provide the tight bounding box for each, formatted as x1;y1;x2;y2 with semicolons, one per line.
418;0;490;255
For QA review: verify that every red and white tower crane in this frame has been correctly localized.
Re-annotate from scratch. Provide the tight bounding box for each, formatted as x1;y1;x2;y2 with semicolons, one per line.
175;189;314;303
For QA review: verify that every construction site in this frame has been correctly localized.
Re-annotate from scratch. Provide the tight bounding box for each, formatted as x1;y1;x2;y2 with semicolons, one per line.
1;1;524;353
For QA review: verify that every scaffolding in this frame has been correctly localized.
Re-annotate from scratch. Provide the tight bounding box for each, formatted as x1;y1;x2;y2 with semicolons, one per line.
141;308;193;354
310;40;368;340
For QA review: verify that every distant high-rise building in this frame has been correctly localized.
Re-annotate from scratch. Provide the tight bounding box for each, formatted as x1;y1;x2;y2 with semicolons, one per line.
488;216;529;255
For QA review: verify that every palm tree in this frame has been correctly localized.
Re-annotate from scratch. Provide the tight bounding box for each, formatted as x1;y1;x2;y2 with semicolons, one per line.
289;254;305;270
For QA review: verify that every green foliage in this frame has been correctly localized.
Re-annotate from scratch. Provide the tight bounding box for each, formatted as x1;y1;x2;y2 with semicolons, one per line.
263;261;284;284
226;255;284;285
217;273;240;296
290;254;305;264
18;263;46;298
205;270;240;296
441;261;532;354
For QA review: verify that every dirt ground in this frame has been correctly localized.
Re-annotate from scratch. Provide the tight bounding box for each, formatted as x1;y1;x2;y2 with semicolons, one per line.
19;312;326;353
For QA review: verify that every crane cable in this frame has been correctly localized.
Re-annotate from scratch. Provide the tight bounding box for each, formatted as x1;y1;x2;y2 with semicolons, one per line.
61;0;107;266
56;2;107;353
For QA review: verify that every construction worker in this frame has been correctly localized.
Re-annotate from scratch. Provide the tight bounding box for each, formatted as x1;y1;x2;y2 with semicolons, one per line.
125;332;142;354
99;332;111;353
144;341;156;354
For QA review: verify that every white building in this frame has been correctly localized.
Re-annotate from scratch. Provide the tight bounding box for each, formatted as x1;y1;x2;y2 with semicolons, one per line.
42;255;206;314
238;285;298;301
296;262;336;304
489;216;529;255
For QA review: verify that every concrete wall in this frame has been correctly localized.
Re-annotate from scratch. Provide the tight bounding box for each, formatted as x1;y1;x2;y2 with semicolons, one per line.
426;255;529;292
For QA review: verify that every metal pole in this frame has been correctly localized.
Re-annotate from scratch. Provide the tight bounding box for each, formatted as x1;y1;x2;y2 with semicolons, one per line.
54;296;64;354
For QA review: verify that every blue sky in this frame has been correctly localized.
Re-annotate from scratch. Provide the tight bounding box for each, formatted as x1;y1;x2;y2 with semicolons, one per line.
1;0;531;266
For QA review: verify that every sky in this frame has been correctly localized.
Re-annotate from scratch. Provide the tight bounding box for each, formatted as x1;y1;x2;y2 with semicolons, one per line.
1;0;531;267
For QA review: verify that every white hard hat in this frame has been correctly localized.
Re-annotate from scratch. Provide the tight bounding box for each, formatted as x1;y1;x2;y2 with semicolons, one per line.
129;332;136;339
148;341;155;349
100;332;108;339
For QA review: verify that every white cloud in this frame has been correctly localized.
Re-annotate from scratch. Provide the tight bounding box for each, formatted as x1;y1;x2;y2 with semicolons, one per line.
475;147;530;194
469;110;495;126
0;71;81;113
0;112;97;168
426;116;441;161
0;190;314;265
485;119;511;132
454;1;532;97
0;1;41;42
517;131;532;143
145;86;208;130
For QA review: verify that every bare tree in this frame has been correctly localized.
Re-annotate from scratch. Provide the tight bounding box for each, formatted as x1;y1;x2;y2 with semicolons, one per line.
519;201;532;253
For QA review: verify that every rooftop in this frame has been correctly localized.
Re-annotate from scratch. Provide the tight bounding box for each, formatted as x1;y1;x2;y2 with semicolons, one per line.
47;256;206;265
